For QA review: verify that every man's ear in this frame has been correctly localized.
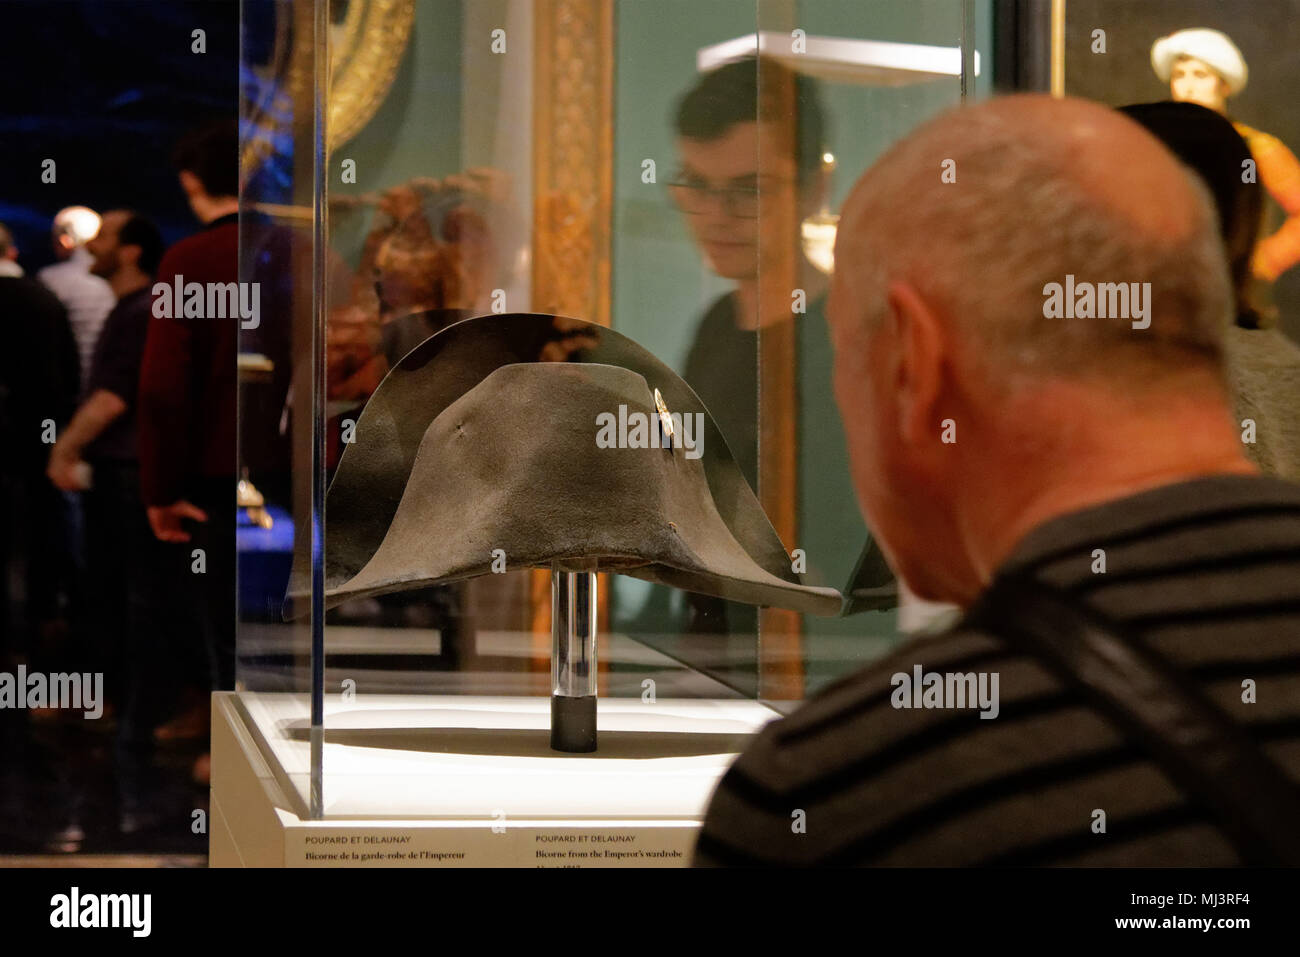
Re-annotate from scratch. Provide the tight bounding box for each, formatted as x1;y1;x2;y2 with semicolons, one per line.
885;279;946;446
120;243;141;271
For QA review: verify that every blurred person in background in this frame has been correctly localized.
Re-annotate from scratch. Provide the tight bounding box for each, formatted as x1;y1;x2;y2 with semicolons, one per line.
30;206;113;686
0;220;79;662
0;219;79;843
1152;27;1300;324
47;211;172;832
0;222;23;277
137;121;242;780
37;206;115;391
1119;101;1300;482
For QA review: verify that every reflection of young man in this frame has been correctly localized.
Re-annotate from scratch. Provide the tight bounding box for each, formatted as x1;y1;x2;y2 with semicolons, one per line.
670;56;828;489
668;56;828;645
668;56;890;650
1152;28;1300;309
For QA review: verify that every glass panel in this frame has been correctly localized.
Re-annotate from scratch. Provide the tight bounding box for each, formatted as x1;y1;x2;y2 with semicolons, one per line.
237;0;779;820
610;0;764;698
754;0;991;708
234;0;994;821
237;0;323;816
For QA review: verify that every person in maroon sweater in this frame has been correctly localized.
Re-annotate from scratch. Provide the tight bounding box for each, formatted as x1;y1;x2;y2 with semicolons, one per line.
138;122;241;733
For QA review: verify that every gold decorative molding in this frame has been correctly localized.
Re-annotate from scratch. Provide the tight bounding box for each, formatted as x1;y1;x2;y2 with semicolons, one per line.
323;0;415;148
531;0;614;326
243;0;416;179
1050;0;1066;98
755;5;805;703
529;0;615;657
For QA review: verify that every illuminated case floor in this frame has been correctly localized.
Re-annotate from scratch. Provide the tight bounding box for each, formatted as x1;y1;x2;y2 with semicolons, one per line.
210;644;780;866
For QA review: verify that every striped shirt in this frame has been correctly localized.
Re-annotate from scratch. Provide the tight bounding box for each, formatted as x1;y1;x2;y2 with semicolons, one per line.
693;474;1300;866
37;247;115;392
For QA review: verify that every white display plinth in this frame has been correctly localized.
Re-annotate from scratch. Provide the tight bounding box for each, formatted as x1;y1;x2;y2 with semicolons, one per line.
209;691;779;867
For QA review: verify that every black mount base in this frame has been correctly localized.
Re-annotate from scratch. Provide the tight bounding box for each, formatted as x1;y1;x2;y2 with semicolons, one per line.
550;694;597;753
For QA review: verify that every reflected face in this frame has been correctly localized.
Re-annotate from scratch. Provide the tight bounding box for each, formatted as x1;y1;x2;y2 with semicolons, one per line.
1170;56;1229;113
86;210;128;279
672;121;804;281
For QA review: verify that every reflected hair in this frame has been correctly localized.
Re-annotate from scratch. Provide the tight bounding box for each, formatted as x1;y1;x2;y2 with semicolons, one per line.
673;54;827;182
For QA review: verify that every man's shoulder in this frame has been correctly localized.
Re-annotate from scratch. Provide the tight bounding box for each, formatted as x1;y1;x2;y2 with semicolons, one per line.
0;274;66;315
683;294;743;372
36;260;74;279
104;287;153;328
158;223;239;277
37;260;110;296
695;624;1079;865
729;626;1049;792
690;292;733;329
160;228;218;260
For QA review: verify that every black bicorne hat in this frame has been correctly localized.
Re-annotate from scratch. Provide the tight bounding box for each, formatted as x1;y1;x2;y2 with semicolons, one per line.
293;313;844;617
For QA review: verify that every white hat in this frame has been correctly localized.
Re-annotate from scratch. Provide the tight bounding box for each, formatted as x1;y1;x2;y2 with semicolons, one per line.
1151;28;1248;96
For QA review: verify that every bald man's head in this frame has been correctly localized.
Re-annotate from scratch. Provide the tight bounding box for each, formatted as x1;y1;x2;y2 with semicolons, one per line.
830;94;1231;390
827;95;1243;604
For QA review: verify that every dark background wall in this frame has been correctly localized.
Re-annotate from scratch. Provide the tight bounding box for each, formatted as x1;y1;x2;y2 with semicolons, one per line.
0;0;240;271
1061;0;1300;341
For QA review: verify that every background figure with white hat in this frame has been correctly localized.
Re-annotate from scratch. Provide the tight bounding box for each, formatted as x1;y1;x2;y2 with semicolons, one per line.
1152;27;1300;326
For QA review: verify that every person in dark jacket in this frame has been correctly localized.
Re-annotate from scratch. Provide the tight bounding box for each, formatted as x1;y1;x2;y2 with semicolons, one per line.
48;210;170;830
137;123;243;779
0;231;79;661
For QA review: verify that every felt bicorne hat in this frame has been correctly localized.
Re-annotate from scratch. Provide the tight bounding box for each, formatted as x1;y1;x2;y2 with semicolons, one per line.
1151;28;1248;96
302;313;843;616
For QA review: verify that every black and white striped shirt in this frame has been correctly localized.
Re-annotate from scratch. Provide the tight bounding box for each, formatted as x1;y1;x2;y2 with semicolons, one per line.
694;474;1300;866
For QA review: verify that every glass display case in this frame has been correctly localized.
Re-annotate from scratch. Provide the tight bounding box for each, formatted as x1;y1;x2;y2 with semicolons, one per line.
218;0;989;866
